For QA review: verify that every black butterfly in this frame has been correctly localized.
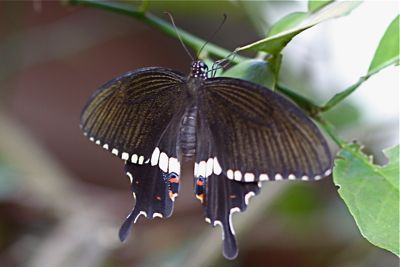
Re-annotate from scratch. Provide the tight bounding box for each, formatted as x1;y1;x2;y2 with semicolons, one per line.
80;60;332;259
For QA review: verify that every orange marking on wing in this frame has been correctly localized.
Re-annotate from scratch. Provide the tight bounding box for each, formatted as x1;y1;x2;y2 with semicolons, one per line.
196;180;204;186
169;177;180;183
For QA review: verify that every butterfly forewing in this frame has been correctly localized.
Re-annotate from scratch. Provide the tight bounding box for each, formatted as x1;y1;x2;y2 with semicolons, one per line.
199;77;332;182
80;67;187;162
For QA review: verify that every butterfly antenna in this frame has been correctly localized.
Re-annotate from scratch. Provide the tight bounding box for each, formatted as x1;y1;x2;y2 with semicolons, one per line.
197;14;227;59
209;50;237;77
165;12;194;61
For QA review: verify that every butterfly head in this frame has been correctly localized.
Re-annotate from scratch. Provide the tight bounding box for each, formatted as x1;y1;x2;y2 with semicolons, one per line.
190;60;208;79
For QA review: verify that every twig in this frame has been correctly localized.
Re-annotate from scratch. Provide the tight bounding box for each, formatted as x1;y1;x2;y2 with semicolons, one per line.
68;0;247;63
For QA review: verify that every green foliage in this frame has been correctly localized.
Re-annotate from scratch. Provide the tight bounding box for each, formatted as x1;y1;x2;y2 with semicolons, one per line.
322;15;399;112
271;184;322;218
322;101;361;129
368;15;400;75
308;0;333;12
334;144;399;256
268;12;308;37
236;1;361;55
221;59;274;88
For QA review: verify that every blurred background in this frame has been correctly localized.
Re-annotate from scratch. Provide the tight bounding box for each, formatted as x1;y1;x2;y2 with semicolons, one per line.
0;1;398;267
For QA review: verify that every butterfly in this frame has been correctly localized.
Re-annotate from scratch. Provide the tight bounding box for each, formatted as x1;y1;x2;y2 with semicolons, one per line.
80;60;332;259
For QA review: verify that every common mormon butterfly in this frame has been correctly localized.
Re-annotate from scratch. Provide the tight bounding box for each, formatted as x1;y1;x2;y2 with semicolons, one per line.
80;57;332;259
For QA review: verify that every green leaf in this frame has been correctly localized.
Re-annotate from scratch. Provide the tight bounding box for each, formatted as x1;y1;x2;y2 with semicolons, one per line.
221;59;275;89
236;1;361;55
368;15;400;75
334;144;399;256
308;0;333;12
322;101;361;129
271;184;322;217
268;12;308;37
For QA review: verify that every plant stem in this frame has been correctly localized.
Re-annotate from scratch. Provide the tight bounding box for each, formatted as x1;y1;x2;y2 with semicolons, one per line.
321;75;369;112
68;0;247;63
276;83;320;115
315;116;346;148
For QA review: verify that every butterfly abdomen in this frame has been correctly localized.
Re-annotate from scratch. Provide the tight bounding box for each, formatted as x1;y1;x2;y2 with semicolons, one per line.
178;105;198;158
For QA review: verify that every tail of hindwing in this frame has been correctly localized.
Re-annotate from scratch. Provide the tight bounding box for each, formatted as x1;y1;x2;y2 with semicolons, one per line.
119;161;180;241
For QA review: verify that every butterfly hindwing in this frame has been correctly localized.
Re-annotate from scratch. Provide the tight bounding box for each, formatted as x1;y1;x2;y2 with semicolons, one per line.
195;173;260;260
119;113;183;241
198;77;332;182
119;162;174;241
194;115;260;259
80;67;186;162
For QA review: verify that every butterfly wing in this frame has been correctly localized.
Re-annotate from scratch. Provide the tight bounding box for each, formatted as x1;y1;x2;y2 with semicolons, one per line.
198;77;332;182
80;67;186;162
80;67;187;239
194;115;260;259
119;112;184;240
119;161;180;241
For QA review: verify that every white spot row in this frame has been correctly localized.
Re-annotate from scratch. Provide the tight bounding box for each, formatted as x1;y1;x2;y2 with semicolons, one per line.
192;156;331;182
194;157;222;178
226;168;333;182
87;135;149;165
151;147;180;175
86;136;181;174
